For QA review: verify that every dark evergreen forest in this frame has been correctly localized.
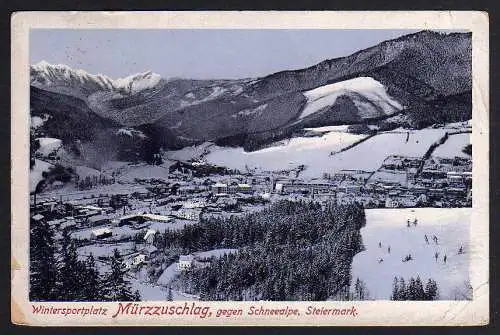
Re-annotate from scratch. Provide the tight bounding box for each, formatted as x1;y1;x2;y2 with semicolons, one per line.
154;200;366;301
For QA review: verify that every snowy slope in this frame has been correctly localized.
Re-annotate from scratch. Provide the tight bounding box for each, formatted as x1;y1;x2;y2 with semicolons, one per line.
202;128;447;178
204;131;366;175
117;164;171;182
30;159;53;192
36;137;62;156
300;77;403;119
351;208;470;300
323;128;448;173
432;133;471;158
165;142;214;162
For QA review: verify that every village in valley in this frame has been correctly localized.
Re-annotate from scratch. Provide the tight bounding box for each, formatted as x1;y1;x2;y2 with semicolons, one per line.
27;29;475;302
30;123;472;300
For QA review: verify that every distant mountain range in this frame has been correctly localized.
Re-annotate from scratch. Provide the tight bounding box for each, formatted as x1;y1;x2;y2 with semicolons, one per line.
30;30;471;166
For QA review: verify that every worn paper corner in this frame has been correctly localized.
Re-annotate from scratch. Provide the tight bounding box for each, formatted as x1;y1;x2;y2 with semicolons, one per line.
11;299;28;326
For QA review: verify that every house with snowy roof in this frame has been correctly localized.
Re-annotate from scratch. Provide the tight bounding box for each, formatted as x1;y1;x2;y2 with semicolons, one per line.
132;254;147;267
175;208;201;221
177;254;194;271
211;183;228;194
90;227;112;240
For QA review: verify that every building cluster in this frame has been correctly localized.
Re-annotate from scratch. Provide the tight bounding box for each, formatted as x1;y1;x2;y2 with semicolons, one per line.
30;152;472;278
275;155;472;208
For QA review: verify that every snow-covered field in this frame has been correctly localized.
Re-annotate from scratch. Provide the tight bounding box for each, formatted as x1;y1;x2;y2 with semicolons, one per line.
147;219;193;233
131;281;197;301
328;129;448;173
77;241;136;260
433;133;471;158
30;159;53;192
117;164;171;182
205;131;366;175
351;208;470;300
165;142;214;162
36;137;62;156
300;77;403;119
157;263;179;286
202;128;448;178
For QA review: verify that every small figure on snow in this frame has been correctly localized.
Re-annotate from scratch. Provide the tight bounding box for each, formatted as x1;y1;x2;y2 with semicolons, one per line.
443;254;447;264
387;246;391;254
379;242;382;248
458;246;464;254
433;235;438;245
407;219;411;228
378;258;384;263
425;234;429;244
434;252;439;262
402;254;413;262
413;218;418;226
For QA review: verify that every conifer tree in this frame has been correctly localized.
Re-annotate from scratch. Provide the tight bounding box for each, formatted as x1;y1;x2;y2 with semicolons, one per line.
391;277;400;300
81;253;102;301
103;249;139;301
415;276;425;300
58;230;83;300
30;218;59;301
407;277;416;300
398;277;407;300
424;278;439;300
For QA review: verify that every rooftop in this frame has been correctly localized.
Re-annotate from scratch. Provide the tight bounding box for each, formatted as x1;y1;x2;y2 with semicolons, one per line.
92;227;112;235
179;254;194;262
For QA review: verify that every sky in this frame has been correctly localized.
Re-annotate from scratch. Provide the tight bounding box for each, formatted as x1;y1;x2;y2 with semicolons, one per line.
30;29;425;80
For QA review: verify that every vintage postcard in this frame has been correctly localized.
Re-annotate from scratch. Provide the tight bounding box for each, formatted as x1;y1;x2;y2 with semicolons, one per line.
11;11;489;326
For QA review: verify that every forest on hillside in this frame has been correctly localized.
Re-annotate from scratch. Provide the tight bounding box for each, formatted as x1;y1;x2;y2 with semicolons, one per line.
156;200;366;301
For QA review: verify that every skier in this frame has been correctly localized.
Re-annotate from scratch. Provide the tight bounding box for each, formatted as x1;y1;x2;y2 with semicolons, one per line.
407;219;411;228
443;254;447;264
408;254;412;261
433;235;438;245
379;242;382;248
425;234;429;244
458;246;464;254
434;252;439;262
378;258;384;263
413;218;418;226
387;246;391;254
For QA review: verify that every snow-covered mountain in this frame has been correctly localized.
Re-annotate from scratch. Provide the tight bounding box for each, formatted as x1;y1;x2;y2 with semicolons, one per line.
30;61;162;97
30;30;472;167
299;77;404;120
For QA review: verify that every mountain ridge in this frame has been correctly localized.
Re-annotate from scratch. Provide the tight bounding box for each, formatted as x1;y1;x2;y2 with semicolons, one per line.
30;30;472;166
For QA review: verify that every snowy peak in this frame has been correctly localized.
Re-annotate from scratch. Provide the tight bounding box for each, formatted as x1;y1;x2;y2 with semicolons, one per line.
113;70;162;94
30;61;162;96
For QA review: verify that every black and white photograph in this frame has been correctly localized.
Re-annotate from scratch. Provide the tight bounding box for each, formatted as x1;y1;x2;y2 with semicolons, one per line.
11;11;489;326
